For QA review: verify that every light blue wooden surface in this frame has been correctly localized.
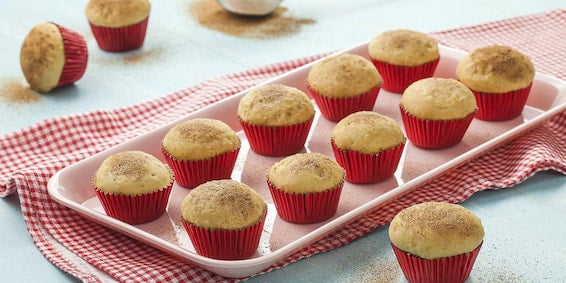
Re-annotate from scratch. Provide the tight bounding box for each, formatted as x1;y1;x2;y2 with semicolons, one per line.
1;0;565;282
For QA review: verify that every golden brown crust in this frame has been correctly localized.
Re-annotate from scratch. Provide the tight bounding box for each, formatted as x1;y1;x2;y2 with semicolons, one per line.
19;22;65;93
331;111;404;154
389;202;484;259
237;84;315;126
180;180;266;230
93;151;173;195
368;29;439;66
86;0;151;28
267;152;345;193
400;78;477;120
456;45;535;93
162;118;240;160
307;54;381;98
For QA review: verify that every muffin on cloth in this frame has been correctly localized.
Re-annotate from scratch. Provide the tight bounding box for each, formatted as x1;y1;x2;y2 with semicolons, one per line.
389;201;485;283
161;118;240;189
456;45;535;121
92;150;174;225
306;54;382;121
180;179;267;260
237;84;315;156
400;78;477;149
85;0;151;52
267;152;345;224
20;22;88;93
368;29;440;93
331;111;405;184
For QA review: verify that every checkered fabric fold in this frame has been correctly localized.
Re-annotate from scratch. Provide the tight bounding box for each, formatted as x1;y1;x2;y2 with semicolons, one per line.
1;9;565;283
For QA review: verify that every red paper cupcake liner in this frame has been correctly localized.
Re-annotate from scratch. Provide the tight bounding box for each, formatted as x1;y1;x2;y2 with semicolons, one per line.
400;105;476;149
267;181;343;224
53;23;88;88
306;83;380;122
238;116;314;156
162;147;240;189
89;17;149;52
471;83;532;121
392;243;482;283
94;181;173;225
331;140;405;183
182;210;267;260
371;58;440;94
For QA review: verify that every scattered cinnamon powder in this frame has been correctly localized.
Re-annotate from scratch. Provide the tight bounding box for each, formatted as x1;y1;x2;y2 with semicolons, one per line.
189;0;315;39
0;79;41;104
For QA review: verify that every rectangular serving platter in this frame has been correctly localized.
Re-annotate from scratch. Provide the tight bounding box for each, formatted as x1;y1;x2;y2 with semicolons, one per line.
47;43;566;279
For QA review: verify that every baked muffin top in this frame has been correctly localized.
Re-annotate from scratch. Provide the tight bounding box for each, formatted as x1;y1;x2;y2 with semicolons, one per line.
389;201;484;259
332;111;404;154
368;29;439;66
162;118;240;160
237;84;315;126
181;180;266;230
93;151;173;195
400;78;477;120
86;0;151;27
19;22;65;93
456;45;535;93
307;54;382;98
267;152;345;194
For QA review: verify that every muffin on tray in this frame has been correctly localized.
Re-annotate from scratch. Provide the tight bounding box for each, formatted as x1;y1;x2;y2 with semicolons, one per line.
267;152;345;224
389;201;485;283
85;0;151;52
92;150;174;225
368;29;440;93
456;45;535;121
20;22;88;93
237;84;315;156
400;78;477;149
306;54;382;121
161;118;240;189
331;111;405;183
180;179;267;260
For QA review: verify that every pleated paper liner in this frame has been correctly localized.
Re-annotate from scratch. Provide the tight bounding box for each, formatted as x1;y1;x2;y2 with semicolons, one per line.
400;105;476;149
89;17;149;52
93;178;174;225
267;180;344;224
471;83;533;121
306;83;381;122
392;243;483;283
181;210;267;260
161;147;240;189
53;23;88;88
331;140;405;184
238;116;314;156
371;58;440;94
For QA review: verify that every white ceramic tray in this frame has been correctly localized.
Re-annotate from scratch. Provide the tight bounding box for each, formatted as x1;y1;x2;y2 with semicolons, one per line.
48;43;566;279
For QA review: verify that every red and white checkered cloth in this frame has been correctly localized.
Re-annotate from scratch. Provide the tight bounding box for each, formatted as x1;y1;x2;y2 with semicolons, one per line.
1;9;565;283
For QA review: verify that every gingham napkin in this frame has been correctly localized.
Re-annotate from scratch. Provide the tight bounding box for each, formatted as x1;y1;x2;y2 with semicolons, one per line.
1;9;565;283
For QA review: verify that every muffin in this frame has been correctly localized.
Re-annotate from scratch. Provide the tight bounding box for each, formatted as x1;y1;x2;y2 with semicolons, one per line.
92;151;174;224
368;29;440;93
267;152;345;224
306;54;382;121
331;111;405;183
20;22;88;93
400;78;477;149
180;180;267;260
238;84;315;156
389;202;485;283
85;0;151;52
161;118;240;189
456;45;535;121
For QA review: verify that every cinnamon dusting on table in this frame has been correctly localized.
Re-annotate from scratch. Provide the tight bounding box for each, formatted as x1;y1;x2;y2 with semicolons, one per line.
0;79;41;104
189;0;315;39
